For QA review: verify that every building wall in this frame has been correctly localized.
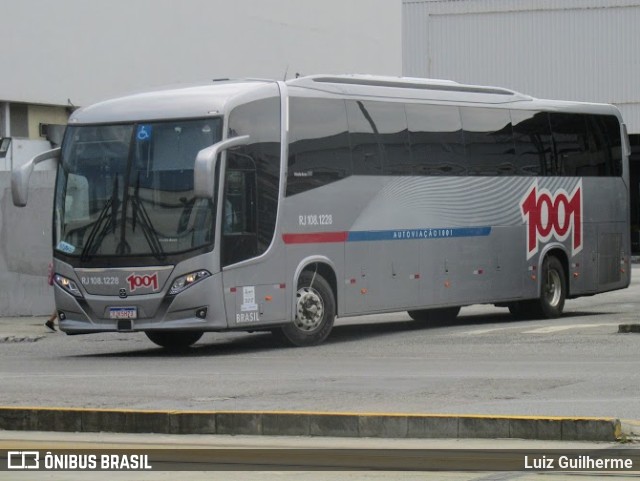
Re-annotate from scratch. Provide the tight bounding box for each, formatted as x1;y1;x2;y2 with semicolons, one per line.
0;172;55;316
27;105;69;140
403;0;640;133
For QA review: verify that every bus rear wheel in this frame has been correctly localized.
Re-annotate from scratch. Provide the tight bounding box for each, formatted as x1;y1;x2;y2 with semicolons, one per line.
532;255;566;318
145;330;203;350
513;256;566;319
277;270;335;347
408;306;460;323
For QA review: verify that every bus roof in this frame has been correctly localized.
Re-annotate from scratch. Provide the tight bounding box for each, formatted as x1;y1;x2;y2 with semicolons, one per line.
286;75;620;117
69;80;275;124
288;74;530;100
69;75;621;125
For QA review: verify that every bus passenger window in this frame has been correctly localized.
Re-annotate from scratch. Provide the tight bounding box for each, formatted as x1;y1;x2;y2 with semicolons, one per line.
461;107;516;176
346;100;384;176
287;97;351;196
511;110;554;176
406;104;466;176
586;114;623;177
550;113;591;176
346;100;411;176
603;115;623;176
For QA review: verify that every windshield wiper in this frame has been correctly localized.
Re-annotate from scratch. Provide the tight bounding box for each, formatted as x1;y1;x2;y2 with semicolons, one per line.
80;177;120;261
130;173;166;261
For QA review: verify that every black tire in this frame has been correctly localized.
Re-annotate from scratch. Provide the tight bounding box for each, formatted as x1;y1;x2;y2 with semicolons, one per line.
145;330;203;350
277;270;335;347
530;255;566;319
408;306;460;323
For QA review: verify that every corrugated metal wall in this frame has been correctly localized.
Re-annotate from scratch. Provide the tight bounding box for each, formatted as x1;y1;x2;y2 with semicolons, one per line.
403;0;640;132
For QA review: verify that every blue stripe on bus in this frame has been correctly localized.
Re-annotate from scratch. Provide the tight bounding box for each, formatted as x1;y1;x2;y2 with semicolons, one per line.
347;227;491;242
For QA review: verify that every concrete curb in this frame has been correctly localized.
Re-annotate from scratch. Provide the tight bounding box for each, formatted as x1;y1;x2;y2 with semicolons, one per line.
0;407;623;442
619;324;640;333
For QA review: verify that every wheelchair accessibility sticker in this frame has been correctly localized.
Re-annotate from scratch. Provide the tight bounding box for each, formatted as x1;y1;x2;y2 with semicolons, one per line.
136;124;152;141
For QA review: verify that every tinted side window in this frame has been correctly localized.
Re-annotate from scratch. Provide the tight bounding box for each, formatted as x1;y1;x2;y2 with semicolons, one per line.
287;98;351;196
586;114;622;176
511;110;554;176
405;103;466;175
550;113;591;176
605;115;623;176
461;107;515;176
227;96;281;261
346;100;382;175
346;100;411;175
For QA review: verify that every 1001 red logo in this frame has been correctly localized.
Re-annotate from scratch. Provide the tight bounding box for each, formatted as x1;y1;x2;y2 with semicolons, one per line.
521;181;582;260
126;272;159;292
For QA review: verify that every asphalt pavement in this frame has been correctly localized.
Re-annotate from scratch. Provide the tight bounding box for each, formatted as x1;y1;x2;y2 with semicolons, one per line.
0;314;638;443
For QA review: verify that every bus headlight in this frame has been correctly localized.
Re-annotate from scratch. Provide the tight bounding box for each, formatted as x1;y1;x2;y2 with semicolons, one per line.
169;270;211;296
54;274;83;298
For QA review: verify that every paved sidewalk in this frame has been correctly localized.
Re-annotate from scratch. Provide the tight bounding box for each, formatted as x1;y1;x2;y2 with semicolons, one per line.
2;431;638;481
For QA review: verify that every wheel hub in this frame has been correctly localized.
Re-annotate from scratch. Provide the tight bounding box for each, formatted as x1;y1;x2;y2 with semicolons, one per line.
544;269;562;307
295;287;324;331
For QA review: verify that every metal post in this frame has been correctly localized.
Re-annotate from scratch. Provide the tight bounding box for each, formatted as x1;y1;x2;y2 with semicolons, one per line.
0;103;9;171
1;102;9;137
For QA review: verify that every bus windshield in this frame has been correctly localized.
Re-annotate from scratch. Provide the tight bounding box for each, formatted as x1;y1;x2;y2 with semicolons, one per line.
53;118;222;260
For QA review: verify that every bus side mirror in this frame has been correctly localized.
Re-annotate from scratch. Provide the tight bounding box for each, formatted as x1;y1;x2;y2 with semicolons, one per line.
11;147;61;207
194;135;250;199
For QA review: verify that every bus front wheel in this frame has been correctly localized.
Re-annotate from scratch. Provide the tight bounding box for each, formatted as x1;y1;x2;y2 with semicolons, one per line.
145;330;203;350
277;270;335;347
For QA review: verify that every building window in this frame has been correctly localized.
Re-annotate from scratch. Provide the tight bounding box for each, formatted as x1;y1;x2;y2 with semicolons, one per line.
9;103;29;138
0;137;10;158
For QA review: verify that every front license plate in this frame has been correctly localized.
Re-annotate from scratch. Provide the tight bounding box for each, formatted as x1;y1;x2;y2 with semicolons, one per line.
109;307;137;320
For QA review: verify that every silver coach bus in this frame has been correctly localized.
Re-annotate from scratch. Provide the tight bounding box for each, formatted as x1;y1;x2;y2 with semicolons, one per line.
12;75;631;349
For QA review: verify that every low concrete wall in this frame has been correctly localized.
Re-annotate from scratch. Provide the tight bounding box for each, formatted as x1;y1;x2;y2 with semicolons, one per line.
0;171;56;316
